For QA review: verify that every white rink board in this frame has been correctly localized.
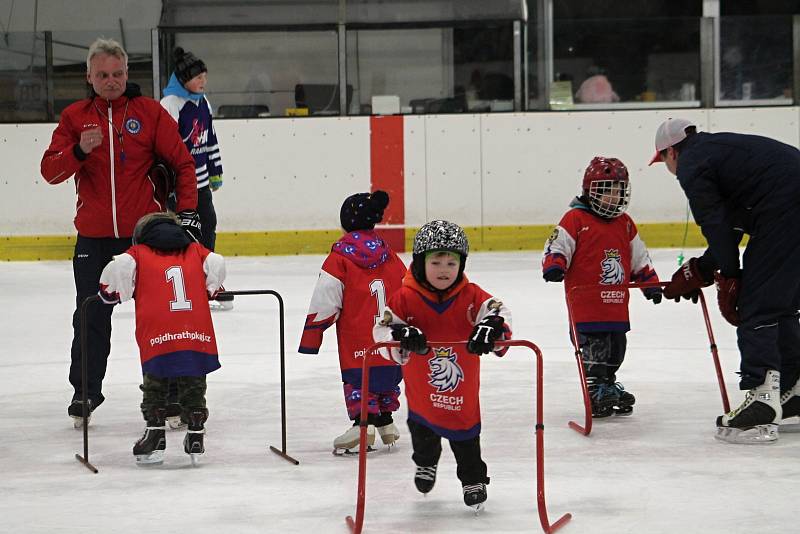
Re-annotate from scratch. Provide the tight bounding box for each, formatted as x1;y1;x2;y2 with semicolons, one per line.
2;107;798;235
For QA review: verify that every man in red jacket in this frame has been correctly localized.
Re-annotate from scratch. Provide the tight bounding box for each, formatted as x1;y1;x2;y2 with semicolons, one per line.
40;37;199;427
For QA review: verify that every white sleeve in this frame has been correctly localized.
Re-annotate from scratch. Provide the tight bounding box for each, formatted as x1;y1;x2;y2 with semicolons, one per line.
98;253;137;302
630;233;656;277
373;306;410;365
542;224;576;269
306;270;344;324
160;95;183;122
203;252;226;294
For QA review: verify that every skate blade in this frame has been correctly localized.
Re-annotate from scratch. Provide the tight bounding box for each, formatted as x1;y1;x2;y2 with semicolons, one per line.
469;503;484;514
715;424;779;444
166;416;186;430
135;450;165;465
332;446;376;456
71;415;91;429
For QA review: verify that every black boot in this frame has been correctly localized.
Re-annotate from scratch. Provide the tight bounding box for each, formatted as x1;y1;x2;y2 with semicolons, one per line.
414;464;437;494
183;409;208;459
462;482;488;510
133;408;166;465
587;377;618;418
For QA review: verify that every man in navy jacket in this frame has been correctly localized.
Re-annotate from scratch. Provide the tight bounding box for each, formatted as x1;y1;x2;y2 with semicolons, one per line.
652;118;800;444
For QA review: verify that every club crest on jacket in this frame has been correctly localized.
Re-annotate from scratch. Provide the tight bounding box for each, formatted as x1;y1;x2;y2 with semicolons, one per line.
428;347;464;393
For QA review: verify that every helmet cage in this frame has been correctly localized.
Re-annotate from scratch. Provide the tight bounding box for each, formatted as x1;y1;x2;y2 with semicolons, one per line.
586;179;631;218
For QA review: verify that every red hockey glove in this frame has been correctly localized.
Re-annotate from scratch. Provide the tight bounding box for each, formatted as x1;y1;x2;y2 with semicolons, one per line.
663;257;714;302
715;273;740;326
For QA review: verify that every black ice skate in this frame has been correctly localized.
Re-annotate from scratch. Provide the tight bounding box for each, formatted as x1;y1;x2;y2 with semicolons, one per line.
414;464;437;494
68;399;97;429
716;370;780;444
462;482;488;512
133;408;167;465
779;376;800;433
587;377;618;418
183;410;207;467
609;382;636;416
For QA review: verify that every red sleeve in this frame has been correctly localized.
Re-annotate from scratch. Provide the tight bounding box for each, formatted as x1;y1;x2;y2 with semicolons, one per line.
40;107;83;184
153;104;197;212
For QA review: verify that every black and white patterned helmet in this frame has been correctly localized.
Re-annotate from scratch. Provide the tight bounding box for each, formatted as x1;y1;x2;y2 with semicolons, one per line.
412;220;469;257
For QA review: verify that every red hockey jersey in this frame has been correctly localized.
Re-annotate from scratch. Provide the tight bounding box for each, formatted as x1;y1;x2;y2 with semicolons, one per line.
99;242;225;377
374;272;512;441
542;200;658;332
299;230;406;392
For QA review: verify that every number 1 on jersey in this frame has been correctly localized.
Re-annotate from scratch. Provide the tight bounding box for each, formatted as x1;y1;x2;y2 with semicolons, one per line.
370;279;386;327
166;266;192;311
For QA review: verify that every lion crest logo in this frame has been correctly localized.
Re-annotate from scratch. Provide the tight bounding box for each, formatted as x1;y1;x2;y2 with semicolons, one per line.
428;347;464;393
599;249;624;285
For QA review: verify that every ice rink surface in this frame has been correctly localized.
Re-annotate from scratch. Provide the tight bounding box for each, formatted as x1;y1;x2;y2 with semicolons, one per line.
2;249;797;534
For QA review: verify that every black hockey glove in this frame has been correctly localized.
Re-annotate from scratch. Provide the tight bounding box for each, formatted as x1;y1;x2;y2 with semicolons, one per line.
543;268;565;282
467;315;505;355
177;210;202;243
390;324;428;354
643;287;663;305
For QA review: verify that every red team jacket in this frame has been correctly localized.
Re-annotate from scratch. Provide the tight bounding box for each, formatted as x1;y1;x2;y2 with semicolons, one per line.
40;88;197;238
99;242;225;377
299;230;406;392
374;271;512;441
542;201;658;332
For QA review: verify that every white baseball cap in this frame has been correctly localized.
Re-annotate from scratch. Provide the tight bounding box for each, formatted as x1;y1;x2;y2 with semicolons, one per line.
649;118;696;165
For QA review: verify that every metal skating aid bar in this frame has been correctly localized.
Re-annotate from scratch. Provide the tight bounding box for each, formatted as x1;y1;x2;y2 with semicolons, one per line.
345;340;571;534
74;295;99;474
216;290;299;465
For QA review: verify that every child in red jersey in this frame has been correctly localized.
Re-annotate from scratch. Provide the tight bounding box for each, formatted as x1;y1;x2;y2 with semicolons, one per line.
299;190;406;453
99;212;226;465
373;220;511;511
542;156;661;418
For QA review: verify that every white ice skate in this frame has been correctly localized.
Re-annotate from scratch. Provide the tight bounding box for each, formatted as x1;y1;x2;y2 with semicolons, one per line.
376;422;400;447
333;424;375;455
716;370;781;444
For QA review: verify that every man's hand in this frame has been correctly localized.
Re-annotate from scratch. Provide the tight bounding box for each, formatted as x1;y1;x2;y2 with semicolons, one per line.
663;257;714;302
79;127;103;154
715;273;740;326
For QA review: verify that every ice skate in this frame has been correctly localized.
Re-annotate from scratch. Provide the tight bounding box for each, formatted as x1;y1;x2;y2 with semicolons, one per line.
165;402;186;430
183;410;207;466
716;370;780;444
414;464;437;494
68;399;96;429
587;377;618;418
377;422;400;446
609;382;636;416
133;408;167;465
333;424;375;455
462;483;488;513
779;376;800;432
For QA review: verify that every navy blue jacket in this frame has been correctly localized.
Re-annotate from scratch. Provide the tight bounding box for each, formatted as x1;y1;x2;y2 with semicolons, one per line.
676;132;800;276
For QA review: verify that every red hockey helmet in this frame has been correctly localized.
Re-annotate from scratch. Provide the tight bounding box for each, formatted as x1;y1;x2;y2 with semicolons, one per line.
581;156;631;218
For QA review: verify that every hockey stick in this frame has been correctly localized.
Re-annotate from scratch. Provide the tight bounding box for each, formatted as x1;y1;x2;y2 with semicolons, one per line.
216;289;299;465
345;340;571;534
74;295;100;474
565;281;730;436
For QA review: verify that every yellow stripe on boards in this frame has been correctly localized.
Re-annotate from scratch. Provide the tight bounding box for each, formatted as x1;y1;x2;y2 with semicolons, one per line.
0;223;710;261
